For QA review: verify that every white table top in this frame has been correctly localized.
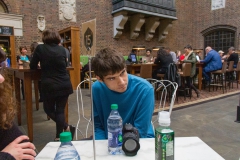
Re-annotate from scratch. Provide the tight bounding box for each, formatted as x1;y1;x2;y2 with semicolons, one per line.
36;137;224;160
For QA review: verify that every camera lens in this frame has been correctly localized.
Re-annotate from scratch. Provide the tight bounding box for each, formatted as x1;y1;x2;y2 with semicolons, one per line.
124;139;137;151
122;123;140;156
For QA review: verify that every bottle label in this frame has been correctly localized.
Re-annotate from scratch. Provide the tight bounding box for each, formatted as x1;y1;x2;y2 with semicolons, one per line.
155;130;174;160
108;130;123;147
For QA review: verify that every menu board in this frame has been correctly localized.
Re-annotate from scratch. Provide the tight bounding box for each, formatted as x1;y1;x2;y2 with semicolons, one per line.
0;26;14;35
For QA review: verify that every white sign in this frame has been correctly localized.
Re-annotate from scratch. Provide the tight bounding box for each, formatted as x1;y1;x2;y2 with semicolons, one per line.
211;0;225;10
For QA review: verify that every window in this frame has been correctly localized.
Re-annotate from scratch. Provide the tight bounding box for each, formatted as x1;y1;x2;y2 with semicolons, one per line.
204;30;235;53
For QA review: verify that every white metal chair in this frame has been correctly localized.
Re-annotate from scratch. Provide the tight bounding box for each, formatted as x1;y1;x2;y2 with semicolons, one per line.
75;79;94;140
146;79;178;131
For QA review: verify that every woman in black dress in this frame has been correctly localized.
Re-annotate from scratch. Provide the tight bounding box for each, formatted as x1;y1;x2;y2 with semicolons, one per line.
30;29;74;141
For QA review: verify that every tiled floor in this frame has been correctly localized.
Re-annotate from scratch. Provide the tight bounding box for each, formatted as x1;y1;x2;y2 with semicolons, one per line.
17;82;240;160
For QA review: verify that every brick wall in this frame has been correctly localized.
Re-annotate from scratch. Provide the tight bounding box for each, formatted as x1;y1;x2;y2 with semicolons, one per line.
2;0;240;56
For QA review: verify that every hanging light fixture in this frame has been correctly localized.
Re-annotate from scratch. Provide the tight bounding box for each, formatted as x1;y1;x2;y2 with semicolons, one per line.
132;45;145;50
152;46;163;51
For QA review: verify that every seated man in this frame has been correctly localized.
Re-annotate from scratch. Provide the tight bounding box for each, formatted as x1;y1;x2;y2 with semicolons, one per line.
141;49;153;63
91;48;154;140
227;46;239;68
199;46;222;85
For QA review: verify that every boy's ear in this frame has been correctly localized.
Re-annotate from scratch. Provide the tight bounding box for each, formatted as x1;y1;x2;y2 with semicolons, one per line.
96;75;103;82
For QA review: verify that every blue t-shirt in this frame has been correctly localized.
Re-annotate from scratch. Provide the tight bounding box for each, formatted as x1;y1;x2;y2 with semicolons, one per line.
20;55;29;61
92;74;155;140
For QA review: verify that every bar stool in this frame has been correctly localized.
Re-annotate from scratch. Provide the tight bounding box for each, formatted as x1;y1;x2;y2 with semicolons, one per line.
234;61;240;88
226;61;234;89
209;62;227;93
177;63;192;100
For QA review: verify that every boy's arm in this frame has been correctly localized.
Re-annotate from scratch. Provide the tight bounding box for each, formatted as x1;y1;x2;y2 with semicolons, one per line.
94;115;106;140
133;87;155;138
93;96;107;140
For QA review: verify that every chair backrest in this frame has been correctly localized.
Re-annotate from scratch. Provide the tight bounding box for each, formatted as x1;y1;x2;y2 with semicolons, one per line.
236;61;240;71
76;80;93;140
227;61;234;72
222;62;228;73
181;63;191;76
146;79;178;126
140;64;152;78
85;71;96;79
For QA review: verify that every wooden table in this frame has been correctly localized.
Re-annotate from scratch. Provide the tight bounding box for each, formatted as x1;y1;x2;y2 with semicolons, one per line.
6;65;73;142
126;63;157;74
196;62;204;90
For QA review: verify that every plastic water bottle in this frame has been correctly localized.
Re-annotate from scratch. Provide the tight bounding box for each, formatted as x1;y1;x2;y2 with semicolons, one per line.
54;132;80;160
155;111;174;160
107;104;123;155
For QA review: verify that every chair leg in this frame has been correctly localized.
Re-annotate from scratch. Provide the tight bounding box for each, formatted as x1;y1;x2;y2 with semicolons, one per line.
237;71;239;88
222;74;225;94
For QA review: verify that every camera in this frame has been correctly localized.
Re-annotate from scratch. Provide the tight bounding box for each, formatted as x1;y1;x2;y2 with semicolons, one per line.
122;123;140;156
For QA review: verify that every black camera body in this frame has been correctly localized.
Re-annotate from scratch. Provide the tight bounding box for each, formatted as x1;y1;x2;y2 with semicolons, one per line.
122;123;140;156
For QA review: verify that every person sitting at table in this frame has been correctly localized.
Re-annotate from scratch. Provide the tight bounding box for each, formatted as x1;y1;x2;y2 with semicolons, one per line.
17;46;30;100
127;49;138;63
182;45;200;97
0;48;36;160
227;47;239;68
218;50;228;63
30;29;74;141
165;47;177;63
152;47;173;79
198;46;222;86
141;49;153;63
80;62;89;82
91;47;154;140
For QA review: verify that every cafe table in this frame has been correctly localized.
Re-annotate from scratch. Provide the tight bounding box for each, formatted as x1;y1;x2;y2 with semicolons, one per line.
35;137;224;160
126;63;157;75
6;65;73;142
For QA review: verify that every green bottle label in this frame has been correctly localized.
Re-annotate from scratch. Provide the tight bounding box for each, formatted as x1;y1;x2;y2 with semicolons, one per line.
155;128;174;160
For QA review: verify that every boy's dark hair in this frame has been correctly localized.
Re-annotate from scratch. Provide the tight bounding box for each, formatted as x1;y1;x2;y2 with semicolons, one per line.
157;48;168;56
91;48;126;80
42;29;61;45
184;44;192;50
146;49;151;53
19;46;27;53
131;49;137;53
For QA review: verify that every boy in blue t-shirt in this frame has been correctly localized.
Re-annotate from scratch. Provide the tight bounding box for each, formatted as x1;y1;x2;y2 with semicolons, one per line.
91;48;155;140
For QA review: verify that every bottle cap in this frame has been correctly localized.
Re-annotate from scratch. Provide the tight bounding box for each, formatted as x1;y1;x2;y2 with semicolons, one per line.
111;104;118;110
60;132;72;142
158;111;170;126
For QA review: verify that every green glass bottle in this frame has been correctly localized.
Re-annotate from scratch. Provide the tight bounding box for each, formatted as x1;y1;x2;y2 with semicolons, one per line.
155;111;174;160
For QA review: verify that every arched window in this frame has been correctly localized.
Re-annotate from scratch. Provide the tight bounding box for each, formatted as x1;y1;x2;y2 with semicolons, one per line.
0;0;8;13
201;25;236;53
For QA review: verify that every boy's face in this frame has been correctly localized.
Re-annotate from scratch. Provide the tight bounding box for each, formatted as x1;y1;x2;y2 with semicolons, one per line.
97;68;128;93
146;51;151;56
21;48;27;55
